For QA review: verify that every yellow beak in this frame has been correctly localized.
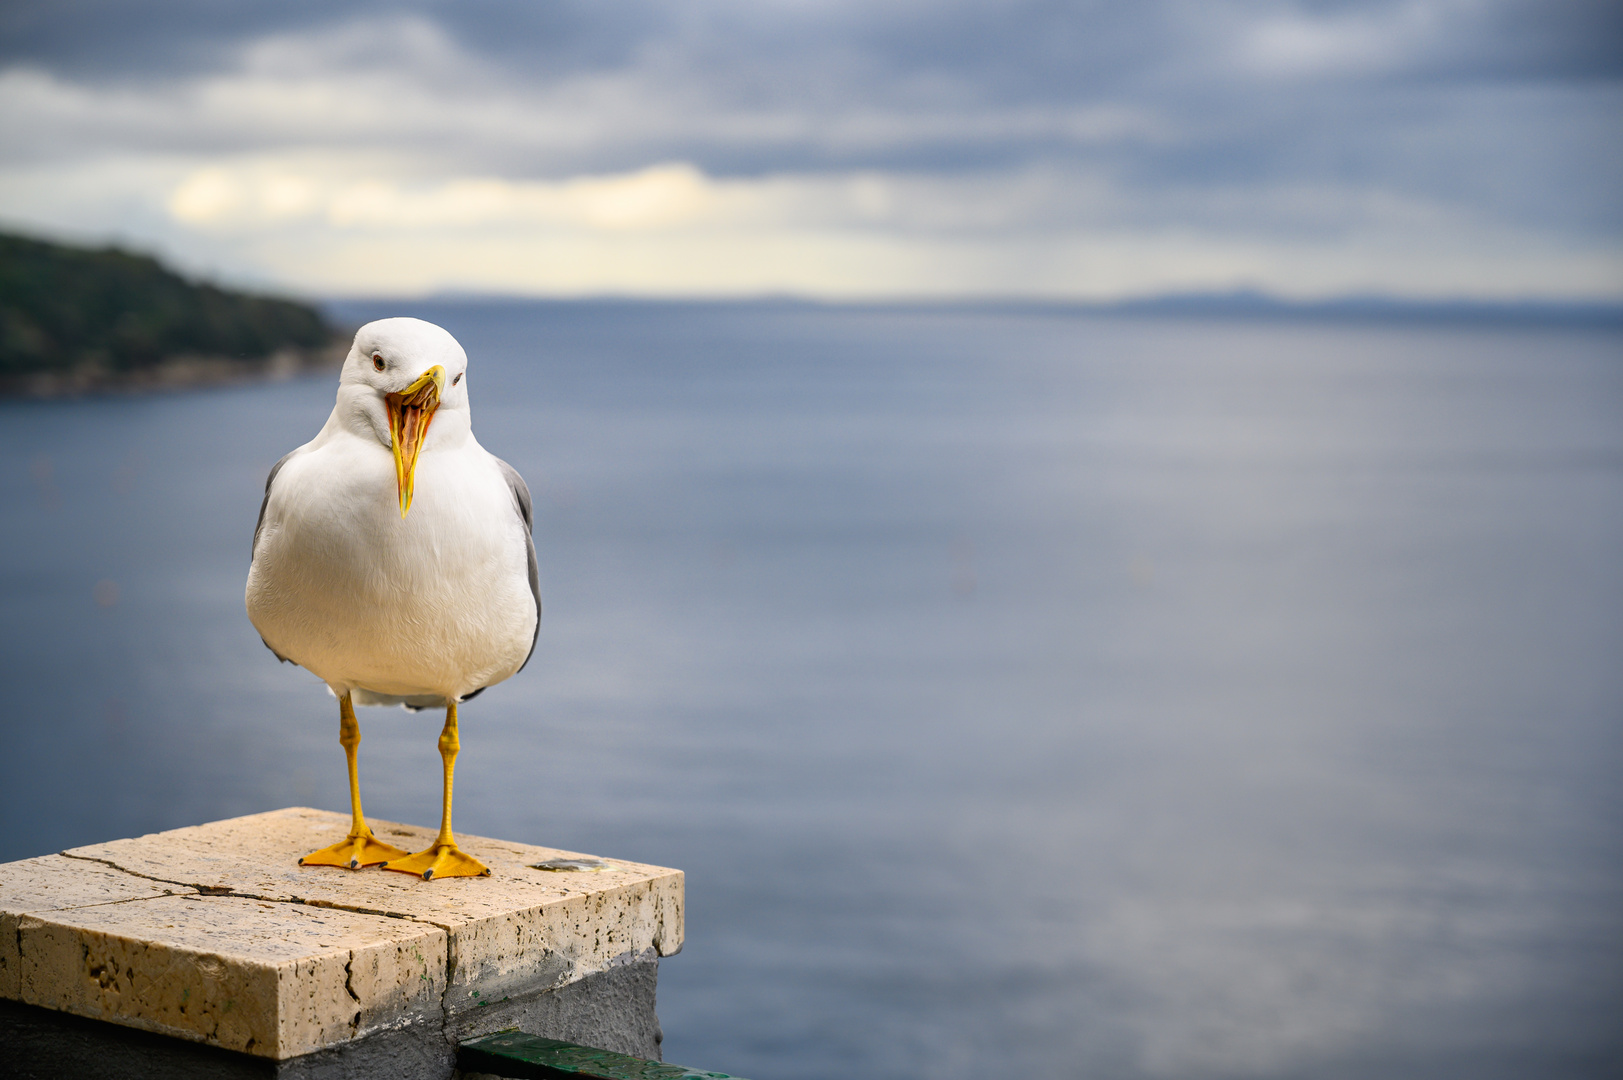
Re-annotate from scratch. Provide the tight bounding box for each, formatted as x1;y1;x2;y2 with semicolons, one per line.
385;365;446;518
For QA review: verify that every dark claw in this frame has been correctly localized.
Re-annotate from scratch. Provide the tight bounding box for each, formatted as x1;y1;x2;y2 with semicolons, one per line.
423;869;434;880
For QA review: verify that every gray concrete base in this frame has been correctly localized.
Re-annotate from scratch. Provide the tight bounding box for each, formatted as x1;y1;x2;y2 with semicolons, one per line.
0;958;661;1080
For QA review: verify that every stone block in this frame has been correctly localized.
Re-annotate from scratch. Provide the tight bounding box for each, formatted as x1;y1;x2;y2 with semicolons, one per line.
0;807;682;1065
16;895;445;1057
0;853;200;1002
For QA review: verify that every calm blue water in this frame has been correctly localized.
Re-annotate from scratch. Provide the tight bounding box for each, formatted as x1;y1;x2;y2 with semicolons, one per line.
2;303;1621;1079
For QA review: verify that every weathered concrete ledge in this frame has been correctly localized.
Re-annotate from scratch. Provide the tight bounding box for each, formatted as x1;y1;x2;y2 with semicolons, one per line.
0;808;682;1074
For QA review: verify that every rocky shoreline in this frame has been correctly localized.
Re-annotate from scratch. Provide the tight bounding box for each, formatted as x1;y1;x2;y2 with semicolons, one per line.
0;340;349;399
3;229;345;401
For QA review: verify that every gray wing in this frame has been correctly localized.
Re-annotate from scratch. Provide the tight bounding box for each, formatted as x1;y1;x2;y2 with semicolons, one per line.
252;450;297;663
252;450;296;560
497;456;542;672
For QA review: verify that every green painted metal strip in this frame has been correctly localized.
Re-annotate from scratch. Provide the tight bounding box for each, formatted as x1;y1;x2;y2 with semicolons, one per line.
458;1032;747;1080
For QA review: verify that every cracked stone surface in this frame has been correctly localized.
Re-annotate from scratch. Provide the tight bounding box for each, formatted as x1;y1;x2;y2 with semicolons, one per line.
0;807;683;1061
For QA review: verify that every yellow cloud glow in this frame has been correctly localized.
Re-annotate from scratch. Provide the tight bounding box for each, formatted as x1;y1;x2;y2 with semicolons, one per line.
170;163;719;231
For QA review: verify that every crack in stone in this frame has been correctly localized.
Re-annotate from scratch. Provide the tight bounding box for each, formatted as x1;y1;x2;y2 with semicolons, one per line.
57;852;241;898
342;952;362;1036
55;852;433;925
18;889;193;915
434;931;456;1046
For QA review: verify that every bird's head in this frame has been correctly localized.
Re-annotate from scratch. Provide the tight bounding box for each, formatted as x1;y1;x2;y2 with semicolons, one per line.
338;317;472;517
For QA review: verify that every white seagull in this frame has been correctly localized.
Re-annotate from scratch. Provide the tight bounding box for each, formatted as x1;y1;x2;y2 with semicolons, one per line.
246;317;539;880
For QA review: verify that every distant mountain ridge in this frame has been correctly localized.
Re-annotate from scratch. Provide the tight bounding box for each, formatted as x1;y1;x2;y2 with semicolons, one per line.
1100;289;1623;326
0;231;343;396
369;289;1623;328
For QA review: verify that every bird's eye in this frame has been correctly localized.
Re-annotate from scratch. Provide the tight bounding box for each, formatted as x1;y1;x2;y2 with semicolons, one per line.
452;372;463;386
372;353;385;372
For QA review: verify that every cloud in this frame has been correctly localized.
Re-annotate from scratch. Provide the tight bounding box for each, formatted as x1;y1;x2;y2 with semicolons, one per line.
167;162;719;231
1235;3;1443;78
71;155;1592;301
0;1;1618;300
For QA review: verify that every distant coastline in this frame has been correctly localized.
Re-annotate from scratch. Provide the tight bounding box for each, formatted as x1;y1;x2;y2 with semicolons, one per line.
4;343;347;399
1;230;347;399
1078;291;1623;328
330;290;1623;330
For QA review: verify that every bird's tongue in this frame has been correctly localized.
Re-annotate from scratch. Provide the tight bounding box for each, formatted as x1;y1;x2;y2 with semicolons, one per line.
386;377;441;517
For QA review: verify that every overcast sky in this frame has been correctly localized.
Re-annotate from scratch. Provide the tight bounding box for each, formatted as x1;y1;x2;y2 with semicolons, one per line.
1;0;1619;300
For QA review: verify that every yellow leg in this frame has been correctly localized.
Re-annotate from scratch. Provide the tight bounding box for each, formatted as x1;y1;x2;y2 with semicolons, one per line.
299;693;410;869
382;701;489;880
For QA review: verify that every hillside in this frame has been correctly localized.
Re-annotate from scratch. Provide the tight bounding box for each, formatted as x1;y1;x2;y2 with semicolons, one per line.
0;231;341;394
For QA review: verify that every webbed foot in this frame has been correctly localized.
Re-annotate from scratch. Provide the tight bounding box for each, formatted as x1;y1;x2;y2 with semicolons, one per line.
300;830;410;869
382;842;489;880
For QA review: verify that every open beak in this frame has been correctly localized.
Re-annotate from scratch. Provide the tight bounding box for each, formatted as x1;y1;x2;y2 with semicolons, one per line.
385;365;446;517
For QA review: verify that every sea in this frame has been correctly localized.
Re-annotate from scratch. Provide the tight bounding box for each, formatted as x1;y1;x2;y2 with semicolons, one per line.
2;302;1620;1079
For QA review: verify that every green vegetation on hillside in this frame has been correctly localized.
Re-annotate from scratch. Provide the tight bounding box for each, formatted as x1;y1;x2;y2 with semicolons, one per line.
0;231;333;378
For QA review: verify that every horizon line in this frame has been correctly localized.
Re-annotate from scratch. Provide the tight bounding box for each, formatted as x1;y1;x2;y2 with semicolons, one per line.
320;289;1623;328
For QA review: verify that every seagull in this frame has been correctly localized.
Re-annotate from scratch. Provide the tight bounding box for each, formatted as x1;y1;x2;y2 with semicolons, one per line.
246;317;539;880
